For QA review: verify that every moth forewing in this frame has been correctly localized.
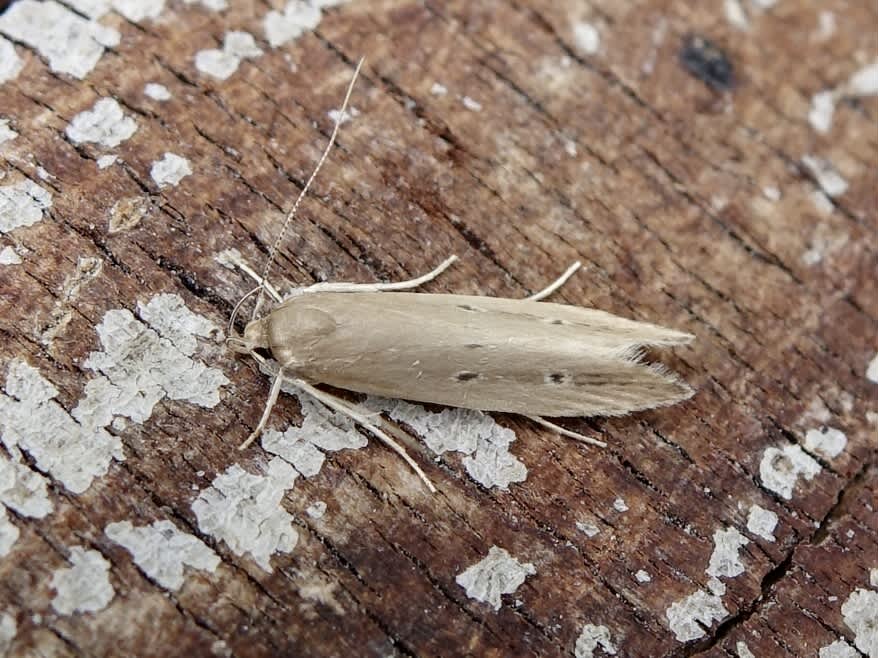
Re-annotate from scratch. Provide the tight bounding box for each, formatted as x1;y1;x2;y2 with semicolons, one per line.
245;291;694;418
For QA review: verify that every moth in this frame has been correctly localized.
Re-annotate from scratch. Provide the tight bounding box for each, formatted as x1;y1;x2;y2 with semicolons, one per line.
227;59;694;492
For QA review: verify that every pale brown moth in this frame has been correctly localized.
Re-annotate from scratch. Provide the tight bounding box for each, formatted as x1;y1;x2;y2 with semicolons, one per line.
227;59;694;492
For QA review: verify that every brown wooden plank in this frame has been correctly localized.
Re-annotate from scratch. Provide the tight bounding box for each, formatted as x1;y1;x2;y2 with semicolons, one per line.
1;1;875;656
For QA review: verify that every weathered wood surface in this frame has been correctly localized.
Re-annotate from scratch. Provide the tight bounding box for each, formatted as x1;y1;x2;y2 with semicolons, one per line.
1;1;876;656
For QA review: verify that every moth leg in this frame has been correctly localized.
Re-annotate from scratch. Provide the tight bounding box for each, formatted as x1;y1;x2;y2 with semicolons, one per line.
299;255;458;295
238;368;286;451
526;261;582;301
292;379;437;493
526;415;607;448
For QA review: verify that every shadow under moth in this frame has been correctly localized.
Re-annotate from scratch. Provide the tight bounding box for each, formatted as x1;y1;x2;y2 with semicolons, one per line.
228;59;694;492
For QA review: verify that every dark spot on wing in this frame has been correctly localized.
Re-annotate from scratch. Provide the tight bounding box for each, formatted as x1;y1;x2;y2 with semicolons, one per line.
550;319;565;325
546;372;570;385
679;34;735;91
457;304;480;312
464;343;484;349
455;371;480;381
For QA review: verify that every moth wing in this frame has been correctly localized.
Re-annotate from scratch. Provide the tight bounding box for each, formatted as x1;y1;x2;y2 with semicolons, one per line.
270;292;694;417
370;293;694;352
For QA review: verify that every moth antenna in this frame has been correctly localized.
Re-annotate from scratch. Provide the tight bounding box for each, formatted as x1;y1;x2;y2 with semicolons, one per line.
252;56;366;321
228;285;262;338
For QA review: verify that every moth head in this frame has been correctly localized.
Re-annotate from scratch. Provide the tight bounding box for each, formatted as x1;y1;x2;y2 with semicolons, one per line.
226;318;269;356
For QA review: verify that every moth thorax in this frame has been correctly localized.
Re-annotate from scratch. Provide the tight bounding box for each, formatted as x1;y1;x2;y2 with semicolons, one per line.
240;318;269;352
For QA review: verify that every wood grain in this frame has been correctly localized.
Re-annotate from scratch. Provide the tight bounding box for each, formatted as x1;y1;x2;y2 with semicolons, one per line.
0;1;875;656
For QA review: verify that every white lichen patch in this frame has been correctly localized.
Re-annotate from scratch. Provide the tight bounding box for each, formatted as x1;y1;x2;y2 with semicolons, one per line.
192;458;298;572
264;0;321;48
96;154;117;169
368;398;526;489
144;82;172;101
841;588;878;655
1;360;123;494
195;31;262;80
72;295;228;431
0;179;52;234
461;433;527;489
800;225;849;266
262;389;366;477
0;36;23;83
0;507;19;556
574;624;617;657
724;0;749;30
65;0;111;18
150;152;192;188
430;82;447;96
461;96;482;112
0;0;120;79
194;49;239;80
0;452;52;518
305;500;326;519
814;10;836;39
224;30;263;59
870;568;878;588
110;0;165;22
572;22;601;55
0;119;16;144
327;107;360;125
576;520;600;538
802;155;848;198
819;639;858;658
0;246;21;265
736;641;757;658
809;90;836;134
137;293;220;355
635;569;651;583
762;185;781;201
845;58;878;97
182;0;227;10
866;353;878;383
746;504;778;542
706;528;749;580
804;426;847;459
613;497;628;513
666;525;751;642
805;51;878;135
810;189;834;216
105;519;220;590
666;589;729;642
759;444;821;500
66;98;137;148
50;546;115;614
455;545;535;611
0;613;15;655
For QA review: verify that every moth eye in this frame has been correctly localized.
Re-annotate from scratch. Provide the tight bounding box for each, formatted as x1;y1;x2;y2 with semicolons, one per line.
455;371;480;382
546;372;569;384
